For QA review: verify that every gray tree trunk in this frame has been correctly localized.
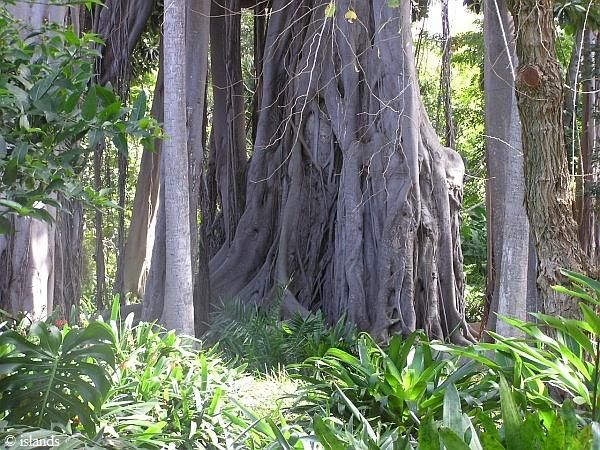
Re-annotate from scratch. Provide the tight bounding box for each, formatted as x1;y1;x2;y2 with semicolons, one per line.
208;0;472;343
186;0;212;335
209;0;247;246
578;30;598;262
161;0;194;334
483;0;536;337
440;0;455;149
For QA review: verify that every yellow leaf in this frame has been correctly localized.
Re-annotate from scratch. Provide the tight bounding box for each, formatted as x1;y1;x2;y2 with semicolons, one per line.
345;9;358;23
324;2;336;18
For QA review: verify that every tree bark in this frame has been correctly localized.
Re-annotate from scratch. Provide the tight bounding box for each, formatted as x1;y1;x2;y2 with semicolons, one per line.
53;196;84;322
208;0;472;343
507;0;586;318
123;66;163;299
161;0;194;334
209;0;247;246
440;0;455;149
578;30;598;262
187;0;212;336
483;0;536;337
93;142;107;310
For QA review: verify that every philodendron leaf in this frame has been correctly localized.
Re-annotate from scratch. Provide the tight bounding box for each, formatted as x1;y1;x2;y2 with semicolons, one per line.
0;320;116;436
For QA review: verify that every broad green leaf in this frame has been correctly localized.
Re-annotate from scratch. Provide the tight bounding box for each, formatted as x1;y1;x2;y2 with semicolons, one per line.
443;384;463;435
439;427;470;450
82;86;97;121
313;416;346;449
561;269;600;295
499;376;523;450
131;90;147;121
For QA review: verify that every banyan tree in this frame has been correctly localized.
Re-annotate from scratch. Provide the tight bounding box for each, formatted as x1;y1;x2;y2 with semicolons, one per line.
0;0;474;344
127;0;473;343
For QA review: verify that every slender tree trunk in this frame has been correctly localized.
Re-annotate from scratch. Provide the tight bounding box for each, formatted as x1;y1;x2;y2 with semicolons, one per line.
578;30;597;260
162;0;194;334
93;142;107;310
440;0;455;149
564;27;583;211
483;0;536;337
124;65;163;300
507;0;586;318
187;0;212;336
94;0;154;304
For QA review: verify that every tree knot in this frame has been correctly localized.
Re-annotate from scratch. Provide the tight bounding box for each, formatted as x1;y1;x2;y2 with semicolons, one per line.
517;64;543;89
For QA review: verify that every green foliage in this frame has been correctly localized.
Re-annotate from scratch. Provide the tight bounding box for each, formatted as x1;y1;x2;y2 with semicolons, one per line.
555;0;600;33
0;9;159;232
296;332;488;440
6;272;600;449
0;321;115;436
205;298;356;373
102;320;244;448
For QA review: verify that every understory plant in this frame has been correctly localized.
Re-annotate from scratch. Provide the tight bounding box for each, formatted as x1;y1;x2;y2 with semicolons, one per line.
0;320;115;436
205;298;356;373
3;270;600;449
295;331;488;438
433;269;600;422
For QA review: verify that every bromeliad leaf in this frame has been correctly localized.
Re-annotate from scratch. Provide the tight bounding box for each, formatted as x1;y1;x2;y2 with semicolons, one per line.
0;321;116;436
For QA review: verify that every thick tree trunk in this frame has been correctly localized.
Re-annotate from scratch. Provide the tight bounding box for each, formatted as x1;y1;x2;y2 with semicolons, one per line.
161;0;194;334
208;0;472;343
0;214;55;320
483;0;536;337
187;0;212;336
507;0;586;318
209;0;247;246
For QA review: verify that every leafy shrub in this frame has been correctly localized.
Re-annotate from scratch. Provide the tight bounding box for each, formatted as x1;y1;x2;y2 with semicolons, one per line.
295;331;491;439
0;9;159;232
205;298;356;373
434;269;600;421
0;321;115;435
101;314;247;448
